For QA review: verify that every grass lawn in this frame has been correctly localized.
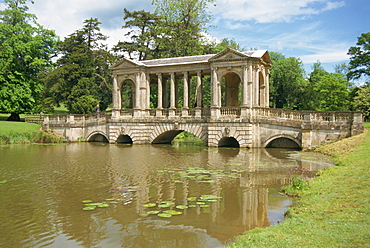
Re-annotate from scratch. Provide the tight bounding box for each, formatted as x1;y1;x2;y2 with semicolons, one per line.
0;119;63;144
228;122;370;248
0;121;41;135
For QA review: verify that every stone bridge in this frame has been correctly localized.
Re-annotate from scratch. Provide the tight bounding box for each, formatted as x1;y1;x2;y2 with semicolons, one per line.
38;48;363;149
41;108;363;149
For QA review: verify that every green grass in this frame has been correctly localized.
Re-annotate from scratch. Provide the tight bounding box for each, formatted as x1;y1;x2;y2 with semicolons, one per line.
0;121;64;144
228;122;370;248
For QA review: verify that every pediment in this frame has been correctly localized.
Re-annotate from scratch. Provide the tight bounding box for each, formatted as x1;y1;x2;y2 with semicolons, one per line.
110;57;143;70
208;48;249;62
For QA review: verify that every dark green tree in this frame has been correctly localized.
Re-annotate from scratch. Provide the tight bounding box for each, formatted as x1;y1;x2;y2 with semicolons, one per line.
151;0;215;58
0;0;58;120
42;18;116;114
113;8;161;60
309;62;350;111
269;53;308;109
347;32;370;80
354;83;370;121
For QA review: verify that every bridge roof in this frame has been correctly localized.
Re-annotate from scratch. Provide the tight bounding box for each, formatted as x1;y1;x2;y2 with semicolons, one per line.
111;48;271;70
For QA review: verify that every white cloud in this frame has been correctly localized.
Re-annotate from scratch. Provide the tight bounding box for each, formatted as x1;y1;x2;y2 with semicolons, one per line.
211;0;345;23
299;50;349;64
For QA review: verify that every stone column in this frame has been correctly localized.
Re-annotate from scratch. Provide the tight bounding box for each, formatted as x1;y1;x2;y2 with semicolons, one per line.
170;72;176;109
265;69;270;108
242;66;248;107
157;73;163;109
135;73;141;109
211;67;220;119
196;71;202;108
112;75;119;109
211;67;219;107
112;75;120;119
183;71;189;109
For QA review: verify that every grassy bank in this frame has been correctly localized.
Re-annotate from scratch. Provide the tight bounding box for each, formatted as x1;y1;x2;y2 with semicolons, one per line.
229;123;370;248
0;121;64;144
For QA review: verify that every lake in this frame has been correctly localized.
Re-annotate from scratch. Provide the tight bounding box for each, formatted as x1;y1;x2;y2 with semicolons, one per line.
0;142;334;248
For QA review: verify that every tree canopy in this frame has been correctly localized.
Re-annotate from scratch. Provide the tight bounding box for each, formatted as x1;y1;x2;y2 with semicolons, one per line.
42;18;115;114
0;0;58;119
347;32;370;80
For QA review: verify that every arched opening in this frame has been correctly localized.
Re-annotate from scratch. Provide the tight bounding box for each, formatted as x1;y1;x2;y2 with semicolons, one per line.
152;130;184;144
221;72;241;107
218;137;240;148
88;133;109;143
116;135;133;144
266;138;301;149
258;71;265;107
121;80;134;109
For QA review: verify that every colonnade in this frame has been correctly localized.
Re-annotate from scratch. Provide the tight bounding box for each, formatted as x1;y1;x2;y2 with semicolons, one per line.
111;49;271;119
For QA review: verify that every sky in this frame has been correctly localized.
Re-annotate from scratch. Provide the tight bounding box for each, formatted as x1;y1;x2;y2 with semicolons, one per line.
0;0;369;79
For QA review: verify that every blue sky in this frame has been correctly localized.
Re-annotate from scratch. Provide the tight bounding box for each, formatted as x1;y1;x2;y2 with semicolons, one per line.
1;0;369;80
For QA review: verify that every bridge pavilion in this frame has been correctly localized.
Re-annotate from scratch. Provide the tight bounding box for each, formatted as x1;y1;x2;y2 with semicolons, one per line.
110;48;272;119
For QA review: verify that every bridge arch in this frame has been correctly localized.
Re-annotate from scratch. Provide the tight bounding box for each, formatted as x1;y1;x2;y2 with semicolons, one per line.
86;131;109;143
263;134;301;149
150;124;207;145
218;137;240;148
116;134;133;144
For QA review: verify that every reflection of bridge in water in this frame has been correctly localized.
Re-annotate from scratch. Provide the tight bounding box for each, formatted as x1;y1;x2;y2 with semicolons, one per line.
34;48;363;149
103;147;333;243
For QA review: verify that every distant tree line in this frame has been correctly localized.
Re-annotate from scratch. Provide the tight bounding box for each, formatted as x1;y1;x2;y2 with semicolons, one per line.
0;0;369;120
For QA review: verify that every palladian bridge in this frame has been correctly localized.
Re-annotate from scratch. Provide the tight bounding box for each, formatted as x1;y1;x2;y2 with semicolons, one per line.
39;48;363;149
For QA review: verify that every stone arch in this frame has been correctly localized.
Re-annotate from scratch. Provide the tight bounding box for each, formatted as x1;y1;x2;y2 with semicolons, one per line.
116;135;133;144
218;137;240;148
86;131;109;143
150;123;207;145
119;78;135;109
218;69;242;107
263;134;301;149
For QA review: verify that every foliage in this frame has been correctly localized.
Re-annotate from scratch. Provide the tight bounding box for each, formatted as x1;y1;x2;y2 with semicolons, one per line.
354;83;370;121
309;62;350;111
152;0;215;57
41;18;116;114
269;54;308;109
0;0;58;117
347;32;370;80
113;8;161;60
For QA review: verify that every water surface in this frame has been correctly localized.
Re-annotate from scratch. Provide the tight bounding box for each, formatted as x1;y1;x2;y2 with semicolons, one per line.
0;143;333;247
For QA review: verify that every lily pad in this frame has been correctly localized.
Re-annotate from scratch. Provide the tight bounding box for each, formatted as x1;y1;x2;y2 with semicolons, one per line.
176;205;188;209
187;197;197;201
158;204;171;208
200;195;222;200
83;206;96;211
158;213;172;218
143;203;157;208
97;203;109;208
145;210;160;215
0;180;8;184
163;210;182;215
82;200;93;203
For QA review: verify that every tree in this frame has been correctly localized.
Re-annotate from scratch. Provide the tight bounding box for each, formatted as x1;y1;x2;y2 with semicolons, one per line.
113;8;161;60
309;62;350;111
0;0;58;120
269;54;308;109
151;0;215;58
354;83;370;121
347;32;370;80
42;18;116;114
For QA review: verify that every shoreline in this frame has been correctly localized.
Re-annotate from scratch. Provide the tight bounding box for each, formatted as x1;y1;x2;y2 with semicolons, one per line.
228;122;370;247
